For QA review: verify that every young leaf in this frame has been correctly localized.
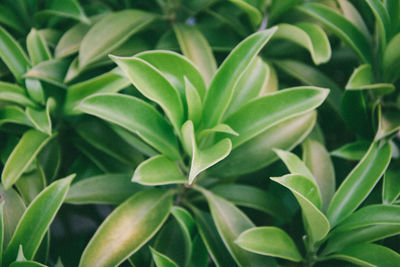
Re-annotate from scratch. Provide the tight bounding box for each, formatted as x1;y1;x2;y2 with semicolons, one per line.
327;141;392;227
110;56;184;133
383;167;400;204
224;87;328;148
26;29;51;65
211;111;316;177
26;98;53;135
77;93;180;160
132;155;186;185
79;189;173;267
137;50;206;99
297;3;372;63
65;174;145;205
24;59;69;88
327;243;400;266
330;140;370;161
195;187;277;266
202;27;277;128
236;227;302;262
182;121;232;184
0;81;37;108
2;129;54;190
79;10;155;68
270;174;330;243
3;175;74;265
150;247;179;267
174;24;217;85
0;26;30;82
273;23;331;65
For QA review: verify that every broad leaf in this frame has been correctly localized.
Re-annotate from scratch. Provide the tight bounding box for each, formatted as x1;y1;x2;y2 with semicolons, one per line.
79;189;173;267
236;227;302;262
110;55;184;132
26;29;51;65
202;27;277;128
132;155;186;185
327;141;391;227
25;78;45;105
66;174;145;205
3;175;74;265
79;10;155;68
2;129;54;190
55;21;91;58
24;59;69;88
271;174;330;243
174;24;216;85
77;93;180;160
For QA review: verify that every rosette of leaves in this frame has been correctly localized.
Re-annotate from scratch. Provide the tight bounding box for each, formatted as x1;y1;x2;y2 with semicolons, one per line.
236;134;400;266
71;25;330;266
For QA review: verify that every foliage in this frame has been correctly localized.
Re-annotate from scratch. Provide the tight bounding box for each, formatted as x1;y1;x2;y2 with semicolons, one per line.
0;0;399;266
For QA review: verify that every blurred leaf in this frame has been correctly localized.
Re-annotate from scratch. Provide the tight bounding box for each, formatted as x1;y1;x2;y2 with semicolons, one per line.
4;175;74;265
271;175;330;243
35;0;89;24
26;29;51;66
111;55;184;133
189;234;208;267
79;189;173;267
229;0;262;28
0;4;25;34
327;141;391;227
133;155;186;185
79;10;155;68
2;129;54;190
0;26;30;82
25;79;45;105
203;27;277;128
383;167;400;204
15;168;45;204
182;121;231;184
0;106;30;127
10;261;48;267
365;0;391;48
66;174;145;205
0;81;37;108
78;93;181;160
26;98;53;135
376;106;400;140
196;187;277;266
0;202;4;266
24;59;69;88
184;78;202;127
174;24;217;85
236;226;302;262
212;111;316;176
338;0;371;39
331;140;370;161
297;3;372;63
224;87;328;148
150;247;178;267
383;32;400;81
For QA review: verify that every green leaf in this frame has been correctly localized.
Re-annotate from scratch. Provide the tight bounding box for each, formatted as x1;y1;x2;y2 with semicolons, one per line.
110;55;184;133
26;98;53;135
383;32;400;81
0;26;30;82
10;261;48;267
334;205;400;232
174;24;216;85
376;105;400;140
189;235;208;267
346;64;394;95
77;93;180;160
184;77;202;127
327;141;392;227
365;0;391;48
0;106;30;127
0;202;4;266
0;4;25;34
297;3;372;63
211;111;316;177
328;243;400;266
302;138;336;212
273;23;331;65
3;175;74;265
203;27;277;128
330;141;370;161
24;59;69;88
0;81;37;108
195;187;277;266
79;10;155;68
383;167;400;204
197;124;238;141
236;226;302;262
65;174;145;205
137;50;206;100
25;78;45;105
35;0;89;24
150;247;178;267
132;155;186;185
271;174;330;243
182;121;231;184
338;0;371;39
273;59;342;113
2;129;54;190
190;207;236;267
224;57;270;118
228;0;262;28
63;68;129;115
15;168;45;204
79;189;173;267
210;184;290;221
224;87;328;148
26;29;51;65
